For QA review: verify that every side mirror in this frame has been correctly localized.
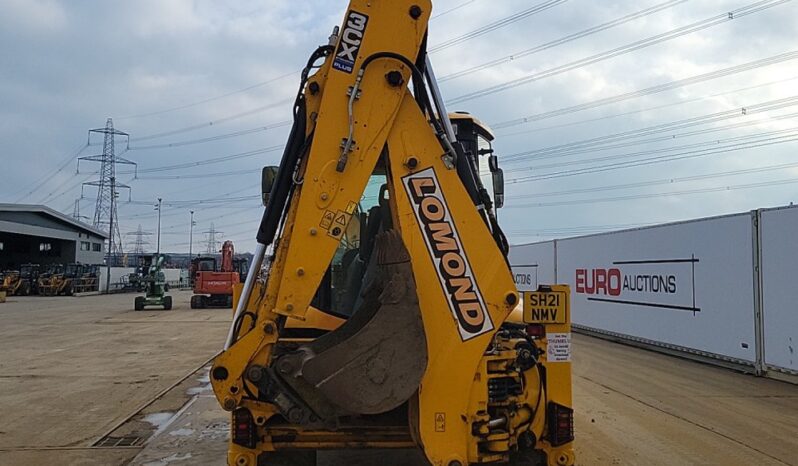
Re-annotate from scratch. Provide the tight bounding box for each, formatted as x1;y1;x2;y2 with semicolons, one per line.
261;166;279;207
492;168;505;209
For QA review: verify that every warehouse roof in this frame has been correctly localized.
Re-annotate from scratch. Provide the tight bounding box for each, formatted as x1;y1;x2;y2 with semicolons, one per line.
0;203;109;238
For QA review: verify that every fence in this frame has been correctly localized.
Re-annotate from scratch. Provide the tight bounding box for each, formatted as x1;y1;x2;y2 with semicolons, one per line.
510;204;798;381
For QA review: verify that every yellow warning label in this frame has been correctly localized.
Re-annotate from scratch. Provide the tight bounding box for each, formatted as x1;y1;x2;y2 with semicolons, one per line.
434;413;445;432
345;201;358;215
320;210;335;230
327;210;351;240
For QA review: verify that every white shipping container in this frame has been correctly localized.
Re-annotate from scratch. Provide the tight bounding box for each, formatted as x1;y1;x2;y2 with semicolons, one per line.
515;213;758;364
508;241;556;292
98;267;136;293
759;205;798;374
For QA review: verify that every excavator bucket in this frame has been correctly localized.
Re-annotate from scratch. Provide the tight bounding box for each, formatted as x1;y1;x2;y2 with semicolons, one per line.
268;230;428;420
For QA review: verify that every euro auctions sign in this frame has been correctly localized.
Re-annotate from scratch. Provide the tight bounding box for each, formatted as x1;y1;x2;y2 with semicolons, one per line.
575;256;700;313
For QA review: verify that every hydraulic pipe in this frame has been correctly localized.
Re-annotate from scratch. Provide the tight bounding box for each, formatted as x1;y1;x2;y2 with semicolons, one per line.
224;242;266;349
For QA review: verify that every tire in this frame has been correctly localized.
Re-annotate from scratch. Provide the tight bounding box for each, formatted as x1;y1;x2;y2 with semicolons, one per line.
21;282;31;296
509;449;548;466
164;283;170;292
258;451;316;466
190;295;199;309
134;296;145;311
163;296;173;310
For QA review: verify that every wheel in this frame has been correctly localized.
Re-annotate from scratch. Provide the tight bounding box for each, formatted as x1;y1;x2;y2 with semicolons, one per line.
164;283;170;292
190;295;199;309
509;448;548;466
258;451;316;466
163;296;173;310
21;282;31;296
134;296;145;311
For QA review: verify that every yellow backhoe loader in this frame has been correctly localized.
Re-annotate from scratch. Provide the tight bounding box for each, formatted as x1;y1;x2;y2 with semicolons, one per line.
210;1;575;465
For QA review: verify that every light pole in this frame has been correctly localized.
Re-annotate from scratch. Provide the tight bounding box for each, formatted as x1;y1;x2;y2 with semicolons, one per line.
189;210;196;259
154;198;163;256
105;176;116;294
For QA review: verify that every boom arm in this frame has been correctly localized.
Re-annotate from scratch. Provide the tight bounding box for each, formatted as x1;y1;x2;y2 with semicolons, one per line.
210;2;573;465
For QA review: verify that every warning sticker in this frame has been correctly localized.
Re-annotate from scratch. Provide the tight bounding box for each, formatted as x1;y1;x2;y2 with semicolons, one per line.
434;413;446;432
345;201;358;214
320;210;335;230
334;211;350;226
327;210;351;240
547;332;571;362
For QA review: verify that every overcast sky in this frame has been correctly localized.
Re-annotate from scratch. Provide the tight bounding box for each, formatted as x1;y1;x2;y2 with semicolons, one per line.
1;0;797;254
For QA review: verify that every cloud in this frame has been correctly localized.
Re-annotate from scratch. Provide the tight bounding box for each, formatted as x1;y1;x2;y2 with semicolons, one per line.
1;0;797;253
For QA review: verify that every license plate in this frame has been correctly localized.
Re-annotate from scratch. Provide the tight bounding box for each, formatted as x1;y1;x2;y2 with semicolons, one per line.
524;291;567;324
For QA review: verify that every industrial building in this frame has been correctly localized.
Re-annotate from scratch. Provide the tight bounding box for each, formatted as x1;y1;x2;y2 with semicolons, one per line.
0;204;107;269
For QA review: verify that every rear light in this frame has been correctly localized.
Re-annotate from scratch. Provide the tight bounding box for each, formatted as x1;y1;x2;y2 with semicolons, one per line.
525;324;546;339
232;408;257;448
547;402;574;447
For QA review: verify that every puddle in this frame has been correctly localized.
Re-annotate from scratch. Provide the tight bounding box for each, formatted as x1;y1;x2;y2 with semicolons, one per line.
142;452;193;466
143;412;175;430
169;428;195;437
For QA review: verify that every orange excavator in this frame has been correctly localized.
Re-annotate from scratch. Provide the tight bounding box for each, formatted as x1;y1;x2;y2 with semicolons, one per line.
190;240;245;309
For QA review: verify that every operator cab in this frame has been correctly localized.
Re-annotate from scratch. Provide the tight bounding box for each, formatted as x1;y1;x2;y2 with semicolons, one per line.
262;113;505;321
448;111;505;209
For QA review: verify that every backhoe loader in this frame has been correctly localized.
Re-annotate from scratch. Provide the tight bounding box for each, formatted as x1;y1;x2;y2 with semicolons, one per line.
211;1;574;465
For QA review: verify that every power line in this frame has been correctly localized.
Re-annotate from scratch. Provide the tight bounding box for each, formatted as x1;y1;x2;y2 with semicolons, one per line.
431;0;479;19
508;159;798;199
128;121;291;151
516;127;798;173
448;0;792;106
12;143;89;202
116;70;300;120
508;176;798;209
136;169;256;180
109;0;476;124
130;98;292;142
508;131;798;183
497;75;798;138
118;145;283;175
501;95;798;164
489;50;798;129
439;0;687;82
506;110;798;168
429;0;568;53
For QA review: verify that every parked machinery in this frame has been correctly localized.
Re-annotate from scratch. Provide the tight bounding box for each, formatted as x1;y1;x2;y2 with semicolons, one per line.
190;240;242;309
47;263;84;296
1;264;41;296
134;255;172;310
37;264;64;296
73;264;100;294
1;270;23;296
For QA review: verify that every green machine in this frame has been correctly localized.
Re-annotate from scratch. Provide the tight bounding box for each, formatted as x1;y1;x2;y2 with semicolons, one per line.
134;255;173;311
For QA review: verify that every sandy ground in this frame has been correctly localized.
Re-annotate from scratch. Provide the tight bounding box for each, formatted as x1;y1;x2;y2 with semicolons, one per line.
0;291;230;465
0;292;795;465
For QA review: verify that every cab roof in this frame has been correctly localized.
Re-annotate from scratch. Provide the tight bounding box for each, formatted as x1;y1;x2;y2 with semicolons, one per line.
448;111;495;141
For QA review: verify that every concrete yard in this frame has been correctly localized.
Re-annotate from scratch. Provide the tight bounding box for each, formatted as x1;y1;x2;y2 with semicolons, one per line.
0;292;796;465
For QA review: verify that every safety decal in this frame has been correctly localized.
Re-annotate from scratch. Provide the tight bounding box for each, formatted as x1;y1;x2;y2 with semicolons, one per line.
402;167;494;341
327;210;352;240
546;332;571;363
320;210;335;230
435;412;446;432
333;10;369;74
